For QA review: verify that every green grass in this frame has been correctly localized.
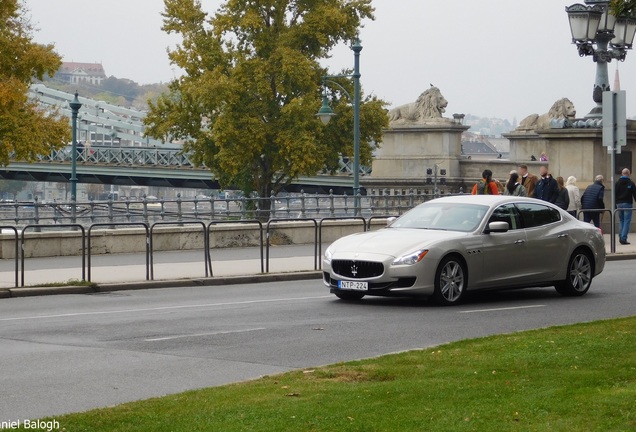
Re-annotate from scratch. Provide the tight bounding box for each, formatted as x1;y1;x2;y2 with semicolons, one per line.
24;317;636;431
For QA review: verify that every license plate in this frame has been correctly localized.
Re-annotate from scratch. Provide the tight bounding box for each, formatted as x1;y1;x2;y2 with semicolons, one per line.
338;280;368;291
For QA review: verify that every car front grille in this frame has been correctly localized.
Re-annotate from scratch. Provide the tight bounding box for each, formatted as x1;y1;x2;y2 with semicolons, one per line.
331;260;384;279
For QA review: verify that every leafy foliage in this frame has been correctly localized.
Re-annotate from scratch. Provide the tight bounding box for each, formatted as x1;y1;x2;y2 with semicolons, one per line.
145;0;388;201
611;0;636;17
0;0;70;166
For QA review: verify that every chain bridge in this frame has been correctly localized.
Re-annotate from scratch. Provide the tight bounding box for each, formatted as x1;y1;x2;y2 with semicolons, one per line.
0;85;370;193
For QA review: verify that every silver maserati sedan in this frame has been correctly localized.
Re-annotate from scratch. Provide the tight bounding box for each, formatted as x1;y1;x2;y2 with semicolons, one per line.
323;195;606;305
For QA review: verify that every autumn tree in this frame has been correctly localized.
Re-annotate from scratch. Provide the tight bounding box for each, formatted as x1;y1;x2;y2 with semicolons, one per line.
0;0;70;166
145;0;388;209
611;0;636;16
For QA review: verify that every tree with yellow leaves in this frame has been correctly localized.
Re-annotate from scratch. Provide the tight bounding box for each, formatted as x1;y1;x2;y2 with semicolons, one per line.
0;0;69;166
145;0;388;210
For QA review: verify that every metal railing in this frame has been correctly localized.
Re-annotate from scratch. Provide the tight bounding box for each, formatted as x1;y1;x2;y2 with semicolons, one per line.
0;190;439;228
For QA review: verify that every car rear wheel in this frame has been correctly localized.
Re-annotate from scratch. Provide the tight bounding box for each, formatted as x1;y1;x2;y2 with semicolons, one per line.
433;256;467;305
555;249;593;296
334;291;365;301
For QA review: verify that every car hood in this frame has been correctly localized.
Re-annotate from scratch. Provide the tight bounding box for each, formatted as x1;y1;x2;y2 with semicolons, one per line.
329;228;468;258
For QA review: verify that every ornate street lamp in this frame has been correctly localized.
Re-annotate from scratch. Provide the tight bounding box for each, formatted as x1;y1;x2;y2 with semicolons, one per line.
566;1;636;117
316;39;362;215
68;92;82;222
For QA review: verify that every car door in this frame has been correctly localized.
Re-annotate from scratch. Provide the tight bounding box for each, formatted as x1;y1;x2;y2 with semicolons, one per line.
477;204;529;288
515;202;571;282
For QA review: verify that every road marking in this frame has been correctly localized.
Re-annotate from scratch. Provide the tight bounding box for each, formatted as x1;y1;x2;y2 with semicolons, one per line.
0;295;332;322
145;327;266;342
458;305;546;314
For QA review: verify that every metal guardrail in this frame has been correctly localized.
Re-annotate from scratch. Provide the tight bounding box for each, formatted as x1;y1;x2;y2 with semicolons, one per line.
266;218;318;273
149;221;209;280
207;220;264;276
0;191;434;228
87;223;150;282
0;226;19;287
20;224;86;287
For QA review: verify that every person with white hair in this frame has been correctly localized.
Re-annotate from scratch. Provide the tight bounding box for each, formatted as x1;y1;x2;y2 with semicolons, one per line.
581;175;605;228
565;176;581;217
615;168;636;245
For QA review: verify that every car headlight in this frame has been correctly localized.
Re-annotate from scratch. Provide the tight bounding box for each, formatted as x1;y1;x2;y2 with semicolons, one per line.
324;246;334;264
392;249;429;266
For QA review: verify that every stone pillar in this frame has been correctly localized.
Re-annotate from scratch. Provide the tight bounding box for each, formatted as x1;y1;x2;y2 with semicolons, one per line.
363;122;469;193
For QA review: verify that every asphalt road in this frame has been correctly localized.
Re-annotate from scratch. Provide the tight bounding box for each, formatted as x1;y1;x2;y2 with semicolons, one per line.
0;260;634;421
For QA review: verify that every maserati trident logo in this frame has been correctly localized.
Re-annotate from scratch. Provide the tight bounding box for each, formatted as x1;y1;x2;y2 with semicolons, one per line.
351;262;358;277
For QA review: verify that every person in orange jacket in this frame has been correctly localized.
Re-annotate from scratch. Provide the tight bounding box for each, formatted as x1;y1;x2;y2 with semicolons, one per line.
471;169;500;195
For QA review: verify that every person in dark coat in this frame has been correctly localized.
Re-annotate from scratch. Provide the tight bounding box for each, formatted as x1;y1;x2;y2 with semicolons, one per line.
554;176;570;211
534;166;559;203
581;175;605;228
615;168;636;244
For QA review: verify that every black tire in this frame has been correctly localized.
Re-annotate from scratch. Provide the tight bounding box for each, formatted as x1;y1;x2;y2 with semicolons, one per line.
433;255;467;305
555;249;593;297
334;291;365;301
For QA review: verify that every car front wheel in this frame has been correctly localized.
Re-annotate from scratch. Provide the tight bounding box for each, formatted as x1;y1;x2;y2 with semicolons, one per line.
433;256;467;305
555;250;593;296
334;291;365;301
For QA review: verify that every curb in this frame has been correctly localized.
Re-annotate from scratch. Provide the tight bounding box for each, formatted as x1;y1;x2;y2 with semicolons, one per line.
606;253;636;261
2;271;323;299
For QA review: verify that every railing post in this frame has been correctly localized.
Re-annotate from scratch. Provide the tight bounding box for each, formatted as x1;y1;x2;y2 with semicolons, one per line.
193;196;199;219
124;197;131;222
107;197;114;227
176;193;183;222
329;189;335;217
142;194;149;225
88;200;96;224
270;193;276;220
384;189;389;215
300;190;306;219
33;196;41;232
356;192;362;217
240;196;247;220
343;192;349;215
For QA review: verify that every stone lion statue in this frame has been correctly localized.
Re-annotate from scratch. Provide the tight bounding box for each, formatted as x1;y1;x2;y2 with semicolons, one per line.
517;98;576;132
388;86;448;124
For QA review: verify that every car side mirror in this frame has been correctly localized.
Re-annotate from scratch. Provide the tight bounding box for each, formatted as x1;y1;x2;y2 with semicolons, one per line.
486;221;509;233
386;217;397;227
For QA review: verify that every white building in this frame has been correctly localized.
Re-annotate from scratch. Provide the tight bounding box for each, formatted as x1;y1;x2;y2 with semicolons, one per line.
56;62;107;86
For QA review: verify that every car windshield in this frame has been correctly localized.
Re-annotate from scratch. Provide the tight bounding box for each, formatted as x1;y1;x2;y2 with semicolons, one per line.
390;202;489;232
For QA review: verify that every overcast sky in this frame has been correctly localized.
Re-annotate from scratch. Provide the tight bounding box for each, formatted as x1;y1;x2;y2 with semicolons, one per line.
28;0;636;120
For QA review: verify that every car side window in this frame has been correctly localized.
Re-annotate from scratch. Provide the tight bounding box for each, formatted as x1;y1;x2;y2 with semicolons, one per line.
516;203;561;228
488;204;521;230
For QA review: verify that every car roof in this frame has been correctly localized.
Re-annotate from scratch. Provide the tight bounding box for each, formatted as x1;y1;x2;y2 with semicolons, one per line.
424;195;549;206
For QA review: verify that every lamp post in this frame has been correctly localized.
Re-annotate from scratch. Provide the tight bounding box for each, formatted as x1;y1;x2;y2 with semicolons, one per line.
69;92;82;221
565;1;636;117
316;40;362;215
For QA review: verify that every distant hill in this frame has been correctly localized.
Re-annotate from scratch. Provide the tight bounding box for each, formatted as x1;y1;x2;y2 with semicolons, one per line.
39;75;169;111
463;114;513;138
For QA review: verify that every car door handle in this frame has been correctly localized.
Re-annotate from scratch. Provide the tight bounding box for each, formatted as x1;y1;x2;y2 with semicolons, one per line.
514;239;526;244
558;234;569;238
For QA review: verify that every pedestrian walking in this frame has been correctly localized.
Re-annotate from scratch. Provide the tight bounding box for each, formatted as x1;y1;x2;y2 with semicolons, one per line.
471;169;499;195
581;175;605;228
565;176;581;217
503;172;527;196
517;164;538;197
534;166;559;203
554;176;570;211
615;168;636;245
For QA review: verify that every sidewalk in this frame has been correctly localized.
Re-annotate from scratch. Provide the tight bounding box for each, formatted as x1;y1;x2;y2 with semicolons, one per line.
0;235;634;293
0;244;325;289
